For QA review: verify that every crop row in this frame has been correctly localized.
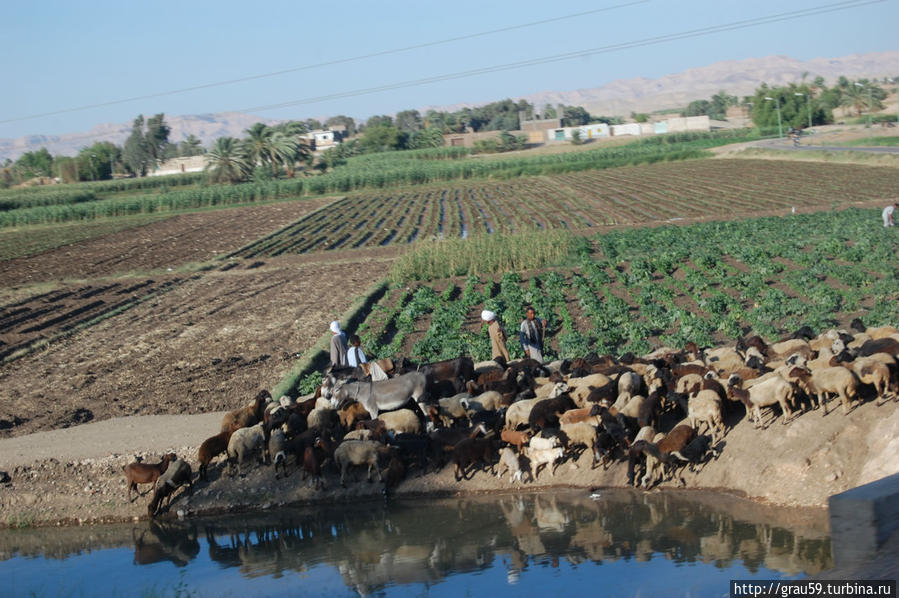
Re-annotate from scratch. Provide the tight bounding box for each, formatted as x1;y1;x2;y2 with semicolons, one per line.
233;160;899;257
350;207;899;362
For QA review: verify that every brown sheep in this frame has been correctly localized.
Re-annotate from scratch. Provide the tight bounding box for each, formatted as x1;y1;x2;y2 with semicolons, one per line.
220;391;269;433
500;429;531;452
197;425;238;481
338;401;370;431
452;437;496;481
123;453;176;501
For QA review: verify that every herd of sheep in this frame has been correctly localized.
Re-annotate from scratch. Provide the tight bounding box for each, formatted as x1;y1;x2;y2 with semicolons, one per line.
125;318;899;518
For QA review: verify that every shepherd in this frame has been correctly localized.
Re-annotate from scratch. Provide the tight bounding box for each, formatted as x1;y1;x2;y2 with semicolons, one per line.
519;306;546;364
482;310;510;363
329;320;348;367
883;203;898;227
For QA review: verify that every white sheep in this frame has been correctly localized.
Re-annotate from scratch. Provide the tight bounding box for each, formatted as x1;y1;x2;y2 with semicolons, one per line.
505;397;541;430
848;357;892;402
528;434;560;451
465;390;503;412
703;347;745;375
727;374;796;426
227;423;266;476
618;371;642;397
268;428;288;478
560;421;599;466
497;447;526;484
378;409;421;435
526;446;565;480
307;407;337;431
343;429;374;441
675;373;703;395
334;440;383;486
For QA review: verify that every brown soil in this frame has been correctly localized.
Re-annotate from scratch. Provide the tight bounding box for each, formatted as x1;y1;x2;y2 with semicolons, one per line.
0;254;393;438
0;199;332;286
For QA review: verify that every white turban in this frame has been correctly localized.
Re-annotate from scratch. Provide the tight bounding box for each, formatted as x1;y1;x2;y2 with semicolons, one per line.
330;320;342;334
481;310;496;322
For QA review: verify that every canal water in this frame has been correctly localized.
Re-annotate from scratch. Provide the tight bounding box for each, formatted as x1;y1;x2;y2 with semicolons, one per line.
0;489;832;597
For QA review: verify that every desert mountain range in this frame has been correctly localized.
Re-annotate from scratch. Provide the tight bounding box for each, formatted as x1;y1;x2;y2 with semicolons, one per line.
2;51;897;161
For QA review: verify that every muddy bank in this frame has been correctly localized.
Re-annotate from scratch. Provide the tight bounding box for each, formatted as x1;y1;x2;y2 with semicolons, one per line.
0;399;896;529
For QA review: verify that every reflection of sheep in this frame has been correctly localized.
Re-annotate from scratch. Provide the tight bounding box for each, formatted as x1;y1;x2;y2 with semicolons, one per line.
334;440;383;486
227;423;266;476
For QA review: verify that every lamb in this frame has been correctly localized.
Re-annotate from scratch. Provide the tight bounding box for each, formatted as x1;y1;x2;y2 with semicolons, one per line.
727;374;796;426
687;389;725;443
528;434;560;451
123;453;176;501
334;440;384;487
526;446;565;480
500;429;531;452
227;422;266;476
787;366;858;415
197;426;237;481
148;458;193;518
378;409;421;435
452;437;496;481
496;447;529;484
269;428;288;479
220;392;268;433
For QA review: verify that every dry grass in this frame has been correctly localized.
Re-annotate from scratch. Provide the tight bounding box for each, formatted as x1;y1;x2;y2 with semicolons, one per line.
723;147;899;167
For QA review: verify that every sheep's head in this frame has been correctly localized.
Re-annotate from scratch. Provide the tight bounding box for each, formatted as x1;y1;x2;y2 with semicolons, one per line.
727;374;741;388
548;382;569;399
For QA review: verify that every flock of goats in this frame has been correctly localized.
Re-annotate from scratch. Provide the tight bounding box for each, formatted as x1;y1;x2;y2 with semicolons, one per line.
126;318;898;518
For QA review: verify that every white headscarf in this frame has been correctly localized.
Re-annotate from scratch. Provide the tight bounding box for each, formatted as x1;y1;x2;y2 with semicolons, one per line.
330;320;342;334
481;310;496;322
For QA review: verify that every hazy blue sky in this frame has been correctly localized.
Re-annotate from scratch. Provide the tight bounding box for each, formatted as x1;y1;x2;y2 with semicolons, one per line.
1;0;895;139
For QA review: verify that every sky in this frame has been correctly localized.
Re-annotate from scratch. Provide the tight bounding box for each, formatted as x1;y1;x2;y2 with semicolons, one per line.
1;0;896;141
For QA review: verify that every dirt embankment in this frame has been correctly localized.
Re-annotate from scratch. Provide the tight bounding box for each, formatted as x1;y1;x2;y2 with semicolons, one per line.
0;398;896;528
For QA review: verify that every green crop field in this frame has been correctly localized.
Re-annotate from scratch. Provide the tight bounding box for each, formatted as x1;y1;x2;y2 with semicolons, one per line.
351;207;899;365
231;159;899;257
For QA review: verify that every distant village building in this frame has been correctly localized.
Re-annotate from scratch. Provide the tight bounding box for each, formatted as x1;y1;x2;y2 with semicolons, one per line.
148;155;208;177
303;126;347;152
519;110;563;144
442;130;505;148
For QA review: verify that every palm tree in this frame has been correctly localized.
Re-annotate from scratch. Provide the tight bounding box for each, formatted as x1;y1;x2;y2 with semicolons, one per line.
242;123;274;171
205;137;250;183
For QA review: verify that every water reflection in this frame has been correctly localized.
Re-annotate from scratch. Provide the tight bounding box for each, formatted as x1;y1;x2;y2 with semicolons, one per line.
0;490;832;596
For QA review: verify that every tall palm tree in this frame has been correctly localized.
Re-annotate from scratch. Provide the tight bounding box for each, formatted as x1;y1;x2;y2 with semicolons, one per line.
242;123;274;171
205;137;250;183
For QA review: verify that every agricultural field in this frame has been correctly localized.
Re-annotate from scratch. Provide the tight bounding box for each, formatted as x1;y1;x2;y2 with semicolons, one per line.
233;159;899;257
351;207;899;364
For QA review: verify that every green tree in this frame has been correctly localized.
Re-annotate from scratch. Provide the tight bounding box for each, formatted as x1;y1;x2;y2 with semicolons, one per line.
561;106;591;126
205;137;250;183
304;118;323;131
360;124;407;152
15;148;54;179
77;142;119;180
630;112;650;123
409;127;445;149
123;115;151;176
395;110;423;134
542;104;558;119
710;90;738;119
365;115;394;129
325;115;355;136
178;134;205;157
242;122;274;170
570;129;583;145
144;113;172;163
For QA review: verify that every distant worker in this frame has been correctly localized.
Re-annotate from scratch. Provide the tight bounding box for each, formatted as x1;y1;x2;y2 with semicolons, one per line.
482;310;510;363
883;203;898;227
347;334;368;368
519;306;547;364
329;320;348;368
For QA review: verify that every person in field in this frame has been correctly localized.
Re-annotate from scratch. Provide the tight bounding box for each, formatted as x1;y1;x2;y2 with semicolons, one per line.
883;203;898;227
329;320;348;367
519;306;547;364
346;334;367;368
482;310;510;363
